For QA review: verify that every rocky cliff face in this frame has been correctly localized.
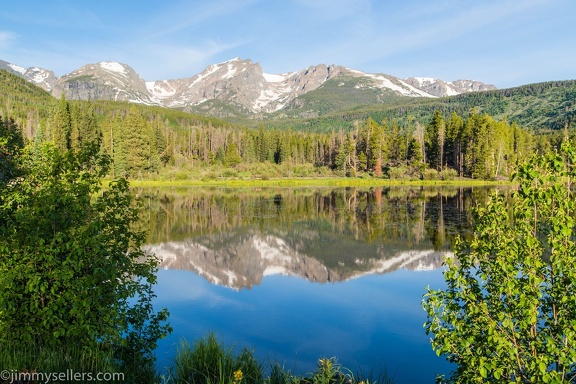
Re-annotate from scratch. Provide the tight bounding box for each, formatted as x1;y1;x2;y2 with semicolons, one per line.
51;62;155;103
144;234;447;290
146;59;351;114
1;57;498;115
404;77;497;97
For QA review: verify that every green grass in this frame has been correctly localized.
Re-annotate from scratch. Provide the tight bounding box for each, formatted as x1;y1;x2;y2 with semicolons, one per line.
0;335;395;384
0;341;155;383
161;334;395;384
106;160;512;189
163;334;263;384
118;176;508;188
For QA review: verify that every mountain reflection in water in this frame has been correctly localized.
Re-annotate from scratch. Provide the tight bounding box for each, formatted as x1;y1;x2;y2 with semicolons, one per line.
139;186;508;382
146;236;448;290
140;186;498;288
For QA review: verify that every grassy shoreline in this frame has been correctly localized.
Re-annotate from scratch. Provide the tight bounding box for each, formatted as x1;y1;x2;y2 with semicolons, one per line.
108;176;511;188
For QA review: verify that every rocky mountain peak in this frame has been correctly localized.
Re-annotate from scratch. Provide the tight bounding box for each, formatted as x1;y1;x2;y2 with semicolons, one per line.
51;61;154;103
0;59;57;91
145;235;447;290
1;57;498;117
404;77;497;97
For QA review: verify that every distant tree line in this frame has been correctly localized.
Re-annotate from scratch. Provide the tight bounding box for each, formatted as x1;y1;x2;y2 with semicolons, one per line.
5;93;546;179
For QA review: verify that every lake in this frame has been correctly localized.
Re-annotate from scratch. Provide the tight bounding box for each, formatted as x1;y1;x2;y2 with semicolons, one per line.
139;186;501;383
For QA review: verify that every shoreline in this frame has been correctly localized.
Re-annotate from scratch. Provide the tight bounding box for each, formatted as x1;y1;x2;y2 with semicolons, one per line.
106;177;511;188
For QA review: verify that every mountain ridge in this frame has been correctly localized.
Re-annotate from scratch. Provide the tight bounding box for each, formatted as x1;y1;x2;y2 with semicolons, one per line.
145;235;448;290
1;57;496;118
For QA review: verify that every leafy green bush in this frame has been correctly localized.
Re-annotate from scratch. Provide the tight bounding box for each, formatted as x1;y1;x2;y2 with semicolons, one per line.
423;142;576;383
0;142;171;381
222;168;239;178
421;168;439;180
387;166;411;180
439;168;457;180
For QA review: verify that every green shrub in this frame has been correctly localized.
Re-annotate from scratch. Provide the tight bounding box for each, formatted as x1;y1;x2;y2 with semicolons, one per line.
387;166;410;180
222;168;239;178
439;168;458;180
421;168;439;180
423;142;576;383
0;143;169;383
175;170;190;180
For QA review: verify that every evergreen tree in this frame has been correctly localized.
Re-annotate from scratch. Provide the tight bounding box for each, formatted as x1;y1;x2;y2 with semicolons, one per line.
257;125;268;162
426;110;446;170
408;137;423;164
445;112;464;171
124;107;151;177
50;94;72;151
224;141;242;167
366;118;384;174
0;115;24;184
70;103;101;151
388;120;407;165
214;146;225;164
112;115;128;177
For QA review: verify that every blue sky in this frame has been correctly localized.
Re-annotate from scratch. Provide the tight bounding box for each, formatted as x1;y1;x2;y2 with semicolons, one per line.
0;0;574;88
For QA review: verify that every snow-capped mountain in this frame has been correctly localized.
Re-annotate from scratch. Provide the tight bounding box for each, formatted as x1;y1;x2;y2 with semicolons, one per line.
1;57;497;116
147;58;351;113
144;58;455;114
404;77;497;97
51;61;156;104
144;234;447;290
0;59;57;91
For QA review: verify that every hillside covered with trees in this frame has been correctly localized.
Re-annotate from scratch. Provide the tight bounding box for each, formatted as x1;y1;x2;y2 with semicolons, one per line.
262;80;576;135
1;68;572;181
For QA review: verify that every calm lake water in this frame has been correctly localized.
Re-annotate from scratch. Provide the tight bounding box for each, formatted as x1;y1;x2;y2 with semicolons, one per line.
139;186;503;383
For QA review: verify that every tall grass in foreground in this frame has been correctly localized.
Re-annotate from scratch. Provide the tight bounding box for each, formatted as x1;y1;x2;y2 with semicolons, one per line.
164;334;262;384
162;334;395;384
0;341;157;383
0;335;395;383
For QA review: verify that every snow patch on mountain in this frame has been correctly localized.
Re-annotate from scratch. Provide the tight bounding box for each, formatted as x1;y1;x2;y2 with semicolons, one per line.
27;68;49;83
8;63;26;74
100;61;127;74
346;69;435;97
352;250;451;278
254;236;292;264
263;72;291;83
146;80;176;99
222;62;238;80
410;77;436;87
1;56;497;115
443;83;460;96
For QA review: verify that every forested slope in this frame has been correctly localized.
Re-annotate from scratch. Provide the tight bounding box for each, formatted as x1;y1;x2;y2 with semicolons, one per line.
1;69;571;181
262;80;576;133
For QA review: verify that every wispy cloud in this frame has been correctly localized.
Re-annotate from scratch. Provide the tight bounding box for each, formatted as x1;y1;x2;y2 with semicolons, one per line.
134;38;250;80
0;0;572;87
372;0;547;57
0;31;17;50
146;0;261;40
